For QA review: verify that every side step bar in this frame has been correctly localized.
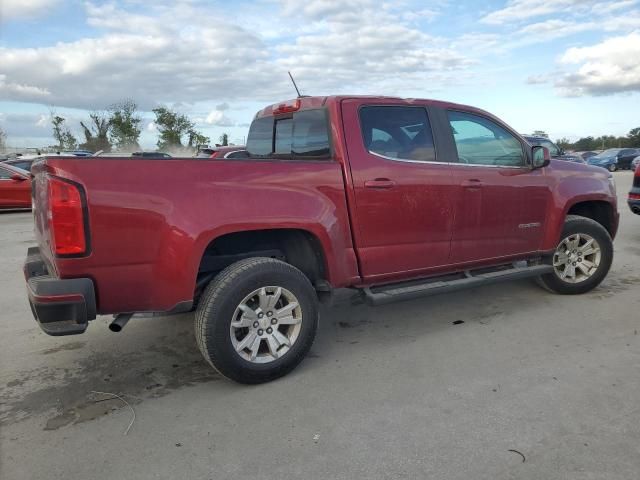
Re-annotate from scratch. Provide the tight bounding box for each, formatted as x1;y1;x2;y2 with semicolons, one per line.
362;262;553;306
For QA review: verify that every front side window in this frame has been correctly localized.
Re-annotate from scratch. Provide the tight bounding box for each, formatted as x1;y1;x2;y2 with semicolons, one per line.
359;106;436;162
246;109;331;159
448;111;524;167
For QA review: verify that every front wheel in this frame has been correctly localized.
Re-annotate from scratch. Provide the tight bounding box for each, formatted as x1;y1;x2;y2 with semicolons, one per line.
536;215;613;295
608;163;617;172
195;257;318;384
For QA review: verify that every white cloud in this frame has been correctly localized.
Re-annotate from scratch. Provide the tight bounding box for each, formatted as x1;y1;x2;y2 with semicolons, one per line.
481;0;593;24
0;0;58;21
205;110;235;127
0;0;473;110
555;32;640;95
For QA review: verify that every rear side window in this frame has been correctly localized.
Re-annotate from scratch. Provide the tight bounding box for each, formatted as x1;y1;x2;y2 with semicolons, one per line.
246;117;274;157
359;106;436;162
246;109;330;159
447;111;524;167
0;167;11;179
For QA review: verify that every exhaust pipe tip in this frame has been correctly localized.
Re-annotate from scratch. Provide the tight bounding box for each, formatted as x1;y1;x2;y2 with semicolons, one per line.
109;314;132;332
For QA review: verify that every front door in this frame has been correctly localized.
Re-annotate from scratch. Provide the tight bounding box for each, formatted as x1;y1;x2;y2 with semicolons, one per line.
442;110;551;264
341;99;457;281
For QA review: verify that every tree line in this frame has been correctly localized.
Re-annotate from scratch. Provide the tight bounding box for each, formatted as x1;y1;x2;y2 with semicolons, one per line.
556;127;640;152
48;100;228;153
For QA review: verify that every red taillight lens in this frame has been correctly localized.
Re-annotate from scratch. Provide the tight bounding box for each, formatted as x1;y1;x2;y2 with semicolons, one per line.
629;192;640;200
47;176;87;256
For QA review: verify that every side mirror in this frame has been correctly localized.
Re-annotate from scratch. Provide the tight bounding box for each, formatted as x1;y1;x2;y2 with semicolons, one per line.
532;146;551;169
10;174;27;182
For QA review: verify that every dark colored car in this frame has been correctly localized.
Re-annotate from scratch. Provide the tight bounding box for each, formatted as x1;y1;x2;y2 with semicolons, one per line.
131;151;172;159
23;95;619;384
575;151;598;160
0;163;31;210
629;164;640;215
4;158;37;172
523;136;584;163
588;148;639;171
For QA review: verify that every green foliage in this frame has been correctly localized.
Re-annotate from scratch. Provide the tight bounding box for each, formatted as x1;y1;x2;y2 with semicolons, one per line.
80;112;111;152
219;133;229;146
50;113;77;150
188;129;210;148
152;106;194;150
109;100;142;150
560;128;640;151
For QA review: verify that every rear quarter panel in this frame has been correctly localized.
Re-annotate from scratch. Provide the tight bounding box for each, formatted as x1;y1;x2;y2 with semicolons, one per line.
38;157;358;314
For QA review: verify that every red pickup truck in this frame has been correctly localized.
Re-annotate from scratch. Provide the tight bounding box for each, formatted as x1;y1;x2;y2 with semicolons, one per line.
24;96;619;383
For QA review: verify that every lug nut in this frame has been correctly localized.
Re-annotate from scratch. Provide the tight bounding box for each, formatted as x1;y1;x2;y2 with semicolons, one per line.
266;327;273;334
572;262;576;266
258;329;264;335
271;318;277;325
253;321;259;328
258;313;264;319
267;311;273;317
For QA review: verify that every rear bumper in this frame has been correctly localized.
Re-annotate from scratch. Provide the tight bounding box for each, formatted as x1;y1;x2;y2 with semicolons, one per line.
24;247;96;336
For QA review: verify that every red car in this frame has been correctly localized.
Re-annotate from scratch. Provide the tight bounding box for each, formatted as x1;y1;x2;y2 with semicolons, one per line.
0;163;31;210
629;164;640;215
23;95;618;383
209;146;247;159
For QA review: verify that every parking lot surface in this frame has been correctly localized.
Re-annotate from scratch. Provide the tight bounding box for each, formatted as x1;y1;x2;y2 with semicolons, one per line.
1;172;639;479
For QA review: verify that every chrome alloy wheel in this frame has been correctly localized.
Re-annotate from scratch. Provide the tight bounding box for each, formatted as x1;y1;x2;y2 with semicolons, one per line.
553;233;601;283
230;286;303;363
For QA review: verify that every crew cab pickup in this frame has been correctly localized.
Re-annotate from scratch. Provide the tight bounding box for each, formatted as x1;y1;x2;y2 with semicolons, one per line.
24;96;619;383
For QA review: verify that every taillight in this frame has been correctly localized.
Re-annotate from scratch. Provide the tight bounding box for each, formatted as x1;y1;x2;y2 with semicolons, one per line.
47;176;88;256
629;192;640;200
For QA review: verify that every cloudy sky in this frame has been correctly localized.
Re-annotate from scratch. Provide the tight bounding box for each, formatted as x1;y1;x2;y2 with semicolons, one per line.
1;0;639;148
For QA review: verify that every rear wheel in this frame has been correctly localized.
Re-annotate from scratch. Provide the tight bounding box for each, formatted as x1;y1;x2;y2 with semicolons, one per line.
536;215;613;295
195;257;318;384
608;163;617;172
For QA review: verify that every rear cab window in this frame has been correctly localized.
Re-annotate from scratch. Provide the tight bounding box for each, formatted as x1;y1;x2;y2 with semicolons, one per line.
358;106;436;162
246;109;331;160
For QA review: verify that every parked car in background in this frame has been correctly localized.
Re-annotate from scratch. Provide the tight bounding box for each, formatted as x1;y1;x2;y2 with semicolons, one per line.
93;151;172;158
0;163;31;210
522;136;584;163
575;151;598;161
587;148;639;171
132;151;172;159
209;146;248;159
629;164;640;215
631;155;640;171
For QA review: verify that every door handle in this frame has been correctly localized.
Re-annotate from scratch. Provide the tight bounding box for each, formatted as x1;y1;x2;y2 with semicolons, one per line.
365;178;396;189
462;178;483;188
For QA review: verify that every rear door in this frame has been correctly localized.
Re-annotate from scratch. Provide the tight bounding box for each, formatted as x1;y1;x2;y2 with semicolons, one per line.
442;109;551;263
341;99;457;281
619;149;638;168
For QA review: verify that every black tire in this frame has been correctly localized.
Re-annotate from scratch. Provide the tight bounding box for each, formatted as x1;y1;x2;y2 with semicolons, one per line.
195;257;318;384
536;215;613;295
608;164;617;172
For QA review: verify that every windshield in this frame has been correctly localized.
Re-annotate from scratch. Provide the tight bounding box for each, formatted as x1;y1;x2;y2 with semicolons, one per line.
592;149;621;159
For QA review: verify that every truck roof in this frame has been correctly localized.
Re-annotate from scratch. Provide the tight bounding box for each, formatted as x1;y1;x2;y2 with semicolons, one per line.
256;95;494;119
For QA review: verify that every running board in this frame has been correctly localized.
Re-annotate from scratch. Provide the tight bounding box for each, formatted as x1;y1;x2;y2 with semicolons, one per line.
362;262;553;306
